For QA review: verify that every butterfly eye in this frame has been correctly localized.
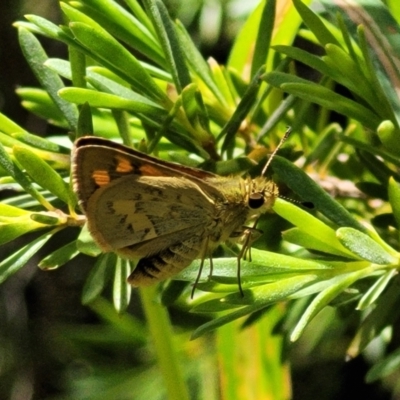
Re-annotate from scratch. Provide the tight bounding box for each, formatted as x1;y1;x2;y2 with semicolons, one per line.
248;193;265;209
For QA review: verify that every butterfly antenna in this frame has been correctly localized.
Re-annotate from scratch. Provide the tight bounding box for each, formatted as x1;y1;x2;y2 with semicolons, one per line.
261;127;292;176
279;194;314;209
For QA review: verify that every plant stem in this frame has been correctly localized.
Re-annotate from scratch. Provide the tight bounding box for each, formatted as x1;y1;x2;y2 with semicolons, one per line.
139;286;190;400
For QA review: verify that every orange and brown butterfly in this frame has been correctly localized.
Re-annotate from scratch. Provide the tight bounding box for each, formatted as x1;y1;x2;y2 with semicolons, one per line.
72;132;288;295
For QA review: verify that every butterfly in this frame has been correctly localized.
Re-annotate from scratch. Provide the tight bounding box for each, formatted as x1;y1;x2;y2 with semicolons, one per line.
72;133;288;295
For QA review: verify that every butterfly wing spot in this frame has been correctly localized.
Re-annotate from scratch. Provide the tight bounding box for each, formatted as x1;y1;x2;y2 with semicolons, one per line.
105;201;115;214
114;155;134;173
122;214;155;241
119;214;127;224
125;223;134;234
139;164;165;176
92;170;111;187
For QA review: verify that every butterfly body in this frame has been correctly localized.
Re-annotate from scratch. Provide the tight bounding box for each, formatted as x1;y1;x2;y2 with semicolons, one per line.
72;137;278;286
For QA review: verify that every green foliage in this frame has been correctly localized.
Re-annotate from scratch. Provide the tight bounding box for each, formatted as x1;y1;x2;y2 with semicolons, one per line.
2;0;400;397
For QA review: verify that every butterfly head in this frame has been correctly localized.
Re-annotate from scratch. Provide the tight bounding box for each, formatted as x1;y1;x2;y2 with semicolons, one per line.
246;176;278;212
246;127;291;212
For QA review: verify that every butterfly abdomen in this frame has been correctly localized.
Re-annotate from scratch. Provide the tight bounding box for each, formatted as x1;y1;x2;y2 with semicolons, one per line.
128;235;204;286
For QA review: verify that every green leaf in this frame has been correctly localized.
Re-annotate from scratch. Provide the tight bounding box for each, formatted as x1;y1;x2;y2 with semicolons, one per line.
290;267;373;342
0;229;54;284
0;142;54;210
58;87;164;115
266;75;381;130
357;149;399;183
19;15;82;53
112;110;133;147
347;276;400;358
0;112;28;135
229;0;306;75
13;145;72;206
77;102;94;137
366;346;400;382
82;253;115;305
378;120;400;157
208;60;236;109
144;99;180;151
22;14;75;43
191;274;317;339
0;204;29;217
18;27;78;130
15;87;68;127
323;44;377;110
191;298;242;313
251;0;275;77
30;212;63;225
220;65;265;151
38;241;79;270
69;46;87;91
228;1;267;74
88;296;148;341
181;84;210;134
44;58;73;81
0;218;47;246
388;177;400;234
68;22;166;102
357;269;397;310
321;2;400;126
336;227;397;264
113;257;132;313
0;131;70;168
355;27;399;125
61;1;164;66
86;71;140;98
292;0;340;47
282;227;356;258
338;134;400;168
271;156;367;231
176;249;333;284
273;45;337;80
356;182;387;200
255;94;298;141
11;131;69;154
124;0;155;34
76;224;102;257
142;0;191;93
303;123;342;166
175;20;226;105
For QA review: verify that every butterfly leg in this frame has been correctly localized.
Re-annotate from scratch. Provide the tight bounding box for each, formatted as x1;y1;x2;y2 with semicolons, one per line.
209;255;214;277
242;227;263;261
234;219;263;296
191;236;211;299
